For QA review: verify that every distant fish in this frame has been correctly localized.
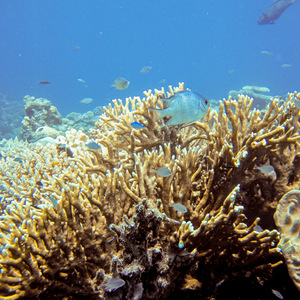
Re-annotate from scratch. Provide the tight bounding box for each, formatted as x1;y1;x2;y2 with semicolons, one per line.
80;97;93;104
102;278;125;292
86;141;101;150
254;225;263;232
281;63;292;68
150;91;209;125
72;46;80;51
111;77;130;90
106;236;115;243
39;81;51;85
255;164;275;175
49;195;58;209
159;79;167;84
272;289;284;299
130;121;146;129
77;78;86;83
228;69;234;74
154;166;172;177
140;66;152;73
13;157;23;163
171;203;187;213
258;0;298;25
260;50;272;55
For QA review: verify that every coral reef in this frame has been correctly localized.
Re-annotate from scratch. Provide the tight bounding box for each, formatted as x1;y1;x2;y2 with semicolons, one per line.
229;85;273;107
20;96;62;141
0;84;300;299
20;95;104;142
274;190;300;291
63;106;104;133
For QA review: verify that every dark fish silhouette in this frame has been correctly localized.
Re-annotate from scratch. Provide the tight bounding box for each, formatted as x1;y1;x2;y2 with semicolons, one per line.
258;0;298;25
39;81;51;84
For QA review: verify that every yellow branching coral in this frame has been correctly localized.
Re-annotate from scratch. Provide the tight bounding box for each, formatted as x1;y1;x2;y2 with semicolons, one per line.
0;84;300;298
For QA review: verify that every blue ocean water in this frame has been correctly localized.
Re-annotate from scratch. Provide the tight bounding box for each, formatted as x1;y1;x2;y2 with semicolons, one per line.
0;0;299;116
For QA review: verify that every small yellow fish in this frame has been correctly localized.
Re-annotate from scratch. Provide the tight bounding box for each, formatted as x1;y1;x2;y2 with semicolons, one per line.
52;161;59;167
111;77;130;90
140;66;152;73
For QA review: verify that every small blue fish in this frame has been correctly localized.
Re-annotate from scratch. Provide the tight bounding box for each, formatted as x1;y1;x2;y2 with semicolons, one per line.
150;91;209;125
86;141;101;150
154;166;172;177
130;122;146;130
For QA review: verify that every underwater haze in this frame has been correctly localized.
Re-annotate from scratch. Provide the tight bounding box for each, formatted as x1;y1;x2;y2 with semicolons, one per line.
0;0;299;116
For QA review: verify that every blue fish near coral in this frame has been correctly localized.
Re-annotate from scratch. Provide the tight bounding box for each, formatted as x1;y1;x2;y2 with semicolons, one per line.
86;141;101;150
150;91;209;125
130;121;146;129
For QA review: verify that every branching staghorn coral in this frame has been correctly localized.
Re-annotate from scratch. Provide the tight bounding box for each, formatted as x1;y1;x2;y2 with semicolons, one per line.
0;84;300;299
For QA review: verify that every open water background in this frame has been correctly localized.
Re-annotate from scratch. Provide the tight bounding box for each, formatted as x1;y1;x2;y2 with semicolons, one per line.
0;0;299;115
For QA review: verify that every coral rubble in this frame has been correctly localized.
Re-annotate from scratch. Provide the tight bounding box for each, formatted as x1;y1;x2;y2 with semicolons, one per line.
0;84;300;299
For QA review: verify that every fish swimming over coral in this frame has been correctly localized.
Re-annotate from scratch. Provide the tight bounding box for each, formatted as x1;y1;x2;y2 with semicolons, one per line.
154;166;172;177
101;278;125;292
258;0;298;25
130;121;146;130
111;77;130;90
150;91;209;125
171;203;187;213
86;141;101;150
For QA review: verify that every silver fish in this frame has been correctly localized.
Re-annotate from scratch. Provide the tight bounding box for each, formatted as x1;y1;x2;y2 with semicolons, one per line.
254;225;263;232
154;166;172;177
272;289;283;299
150;91;209;125
171;203;187;213
86;141;101;150
102;278;125;292
255;164;275;175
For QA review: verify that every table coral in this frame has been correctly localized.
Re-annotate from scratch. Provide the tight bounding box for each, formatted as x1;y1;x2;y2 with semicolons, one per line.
0;84;300;299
